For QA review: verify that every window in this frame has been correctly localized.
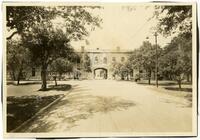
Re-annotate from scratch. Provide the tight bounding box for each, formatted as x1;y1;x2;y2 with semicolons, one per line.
121;57;125;62
103;57;107;64
95;56;98;64
112;57;116;62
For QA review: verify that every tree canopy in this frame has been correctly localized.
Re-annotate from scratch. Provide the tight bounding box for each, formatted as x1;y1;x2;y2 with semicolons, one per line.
155;5;192;36
6;6;102;90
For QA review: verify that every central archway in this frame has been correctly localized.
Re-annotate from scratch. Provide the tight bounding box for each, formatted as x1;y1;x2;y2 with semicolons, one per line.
94;68;108;80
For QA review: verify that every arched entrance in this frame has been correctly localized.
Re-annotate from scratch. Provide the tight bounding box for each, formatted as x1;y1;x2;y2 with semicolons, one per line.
94;68;108;80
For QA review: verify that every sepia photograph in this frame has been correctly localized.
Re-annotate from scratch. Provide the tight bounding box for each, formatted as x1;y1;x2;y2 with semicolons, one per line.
2;1;197;138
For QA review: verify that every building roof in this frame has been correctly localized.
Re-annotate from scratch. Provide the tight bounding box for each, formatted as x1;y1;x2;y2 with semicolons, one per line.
76;48;133;53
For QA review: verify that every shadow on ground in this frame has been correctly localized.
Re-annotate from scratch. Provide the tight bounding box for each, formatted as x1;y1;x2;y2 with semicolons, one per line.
19;90;136;132
137;81;192;87
7;81;42;86
137;81;176;86
7;94;62;132
38;84;72;91
164;87;192;92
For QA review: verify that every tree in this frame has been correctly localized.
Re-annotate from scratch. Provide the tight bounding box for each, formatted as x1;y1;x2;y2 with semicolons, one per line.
129;41;162;84
7;39;31;85
110;61;132;81
82;53;91;72
8;6;102;90
50;58;73;86
159;33;192;89
128;49;143;80
6;6;57;40
155;5;192;36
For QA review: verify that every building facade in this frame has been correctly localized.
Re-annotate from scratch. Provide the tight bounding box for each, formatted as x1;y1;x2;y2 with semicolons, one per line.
78;46;134;80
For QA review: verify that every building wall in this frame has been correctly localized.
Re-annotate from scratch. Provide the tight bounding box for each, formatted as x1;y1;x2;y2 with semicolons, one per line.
80;47;132;79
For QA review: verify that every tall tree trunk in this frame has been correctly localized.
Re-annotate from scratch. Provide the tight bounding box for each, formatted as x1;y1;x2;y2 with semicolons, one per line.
178;80;182;90
54;77;57;86
17;65;23;85
41;65;47;90
17;72;21;85
148;70;151;85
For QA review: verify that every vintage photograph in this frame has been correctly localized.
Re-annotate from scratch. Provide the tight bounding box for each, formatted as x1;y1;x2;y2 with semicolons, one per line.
3;2;197;138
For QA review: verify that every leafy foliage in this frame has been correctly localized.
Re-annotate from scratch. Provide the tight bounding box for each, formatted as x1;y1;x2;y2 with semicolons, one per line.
155;5;192;36
128;41;162;84
6;6;102;40
6;6;102;90
110;61;132;80
7;39;31;84
82;53;92;72
159;33;192;88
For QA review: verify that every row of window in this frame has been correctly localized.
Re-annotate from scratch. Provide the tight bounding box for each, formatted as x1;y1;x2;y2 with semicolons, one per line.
94;56;125;64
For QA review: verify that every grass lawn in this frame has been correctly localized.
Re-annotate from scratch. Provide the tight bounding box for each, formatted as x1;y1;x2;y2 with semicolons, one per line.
7;94;62;132
136;80;192;105
6;81;72;132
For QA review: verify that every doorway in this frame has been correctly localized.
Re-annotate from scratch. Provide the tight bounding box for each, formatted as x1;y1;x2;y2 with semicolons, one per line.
94;68;107;80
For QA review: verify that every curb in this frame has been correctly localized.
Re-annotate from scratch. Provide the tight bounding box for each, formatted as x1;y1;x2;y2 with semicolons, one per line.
10;87;73;132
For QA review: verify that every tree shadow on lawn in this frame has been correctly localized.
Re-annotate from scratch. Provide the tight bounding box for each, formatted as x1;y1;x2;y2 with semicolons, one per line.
137;80;192;86
19;92;136;132
38;84;72;91
137;81;176;86
7;81;42;86
7;94;62;132
164;87;192;92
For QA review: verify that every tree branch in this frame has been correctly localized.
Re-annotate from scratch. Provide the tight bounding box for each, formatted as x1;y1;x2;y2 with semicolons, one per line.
6;31;18;40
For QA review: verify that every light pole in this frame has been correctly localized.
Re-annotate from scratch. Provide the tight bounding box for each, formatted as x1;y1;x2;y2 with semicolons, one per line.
154;32;158;87
146;32;159;87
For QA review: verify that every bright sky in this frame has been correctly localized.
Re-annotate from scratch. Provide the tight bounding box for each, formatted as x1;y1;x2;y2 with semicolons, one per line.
8;5;173;51
72;5;172;51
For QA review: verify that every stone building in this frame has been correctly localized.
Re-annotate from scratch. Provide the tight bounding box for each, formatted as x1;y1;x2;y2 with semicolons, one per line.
78;46;133;80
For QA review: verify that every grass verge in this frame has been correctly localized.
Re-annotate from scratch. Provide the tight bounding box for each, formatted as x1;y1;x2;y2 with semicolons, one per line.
7;94;62;132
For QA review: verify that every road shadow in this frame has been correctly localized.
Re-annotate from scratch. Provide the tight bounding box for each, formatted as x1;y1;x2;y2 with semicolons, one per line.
18;92;136;132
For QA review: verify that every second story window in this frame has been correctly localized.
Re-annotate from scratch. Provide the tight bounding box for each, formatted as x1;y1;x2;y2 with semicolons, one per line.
121;57;125;62
103;57;107;64
95;56;98;64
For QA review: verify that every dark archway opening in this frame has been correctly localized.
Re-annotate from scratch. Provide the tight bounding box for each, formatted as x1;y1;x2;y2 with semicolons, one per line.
94;68;108;80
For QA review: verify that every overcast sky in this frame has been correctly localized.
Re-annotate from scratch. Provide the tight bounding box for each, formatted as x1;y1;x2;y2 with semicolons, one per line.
72;5;172;51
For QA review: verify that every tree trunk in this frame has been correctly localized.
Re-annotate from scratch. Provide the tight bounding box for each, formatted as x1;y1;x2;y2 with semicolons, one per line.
17;74;20;85
41;65;47;90
148;70;151;85
178;80;182;90
17;67;23;85
54;77;57;86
